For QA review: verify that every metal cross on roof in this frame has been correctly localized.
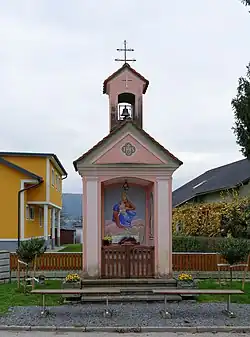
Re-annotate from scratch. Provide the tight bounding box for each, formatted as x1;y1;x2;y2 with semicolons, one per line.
115;40;136;64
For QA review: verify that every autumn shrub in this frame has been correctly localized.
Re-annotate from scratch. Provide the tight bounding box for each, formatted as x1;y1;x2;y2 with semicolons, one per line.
172;193;250;238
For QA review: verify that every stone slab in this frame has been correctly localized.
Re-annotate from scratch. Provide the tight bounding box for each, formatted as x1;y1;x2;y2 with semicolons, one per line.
0;272;10;280
0;259;10;267
0;253;10;260
1;325;250;333
0;265;10;273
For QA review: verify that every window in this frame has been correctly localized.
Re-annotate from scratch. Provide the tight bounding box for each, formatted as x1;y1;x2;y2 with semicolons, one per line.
57;176;61;192
55;174;58;190
39;208;43;227
26;206;35;220
51;168;55;186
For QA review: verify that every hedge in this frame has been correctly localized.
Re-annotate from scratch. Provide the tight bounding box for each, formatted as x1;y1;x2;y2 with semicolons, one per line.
172;193;250;238
172;236;250;252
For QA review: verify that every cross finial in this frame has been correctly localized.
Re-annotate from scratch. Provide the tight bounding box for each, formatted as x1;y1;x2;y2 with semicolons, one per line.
115;40;136;64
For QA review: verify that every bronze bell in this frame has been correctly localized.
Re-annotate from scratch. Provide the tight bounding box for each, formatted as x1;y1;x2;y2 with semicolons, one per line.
121;106;130;120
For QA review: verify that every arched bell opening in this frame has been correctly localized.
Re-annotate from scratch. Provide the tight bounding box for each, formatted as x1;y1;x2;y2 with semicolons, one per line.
118;92;135;121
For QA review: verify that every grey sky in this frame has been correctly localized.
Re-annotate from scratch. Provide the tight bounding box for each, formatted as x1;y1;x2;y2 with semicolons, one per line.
1;0;250;192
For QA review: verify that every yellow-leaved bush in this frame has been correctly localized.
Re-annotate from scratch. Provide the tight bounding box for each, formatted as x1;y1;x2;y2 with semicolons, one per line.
172;192;250;237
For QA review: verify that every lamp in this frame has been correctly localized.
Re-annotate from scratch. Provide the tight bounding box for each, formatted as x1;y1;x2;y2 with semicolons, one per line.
122;180;129;191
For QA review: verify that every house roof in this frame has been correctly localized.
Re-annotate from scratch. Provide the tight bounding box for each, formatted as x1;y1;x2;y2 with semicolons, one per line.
73;119;183;170
103;63;149;94
0;152;67;176
0;157;43;181
172;158;250;207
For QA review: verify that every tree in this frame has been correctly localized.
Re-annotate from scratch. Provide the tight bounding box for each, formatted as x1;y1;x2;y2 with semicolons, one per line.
240;0;250;6
16;237;46;264
218;237;250;286
231;63;250;158
16;238;46;291
240;0;250;13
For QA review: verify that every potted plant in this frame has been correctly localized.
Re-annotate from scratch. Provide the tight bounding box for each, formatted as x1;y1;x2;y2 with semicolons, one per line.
102;235;112;246
176;272;196;300
177;272;194;288
62;273;81;302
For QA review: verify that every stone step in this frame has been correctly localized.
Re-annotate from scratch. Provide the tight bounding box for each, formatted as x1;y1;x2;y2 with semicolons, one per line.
77;294;182;302
118;287;173;295
81;278;177;288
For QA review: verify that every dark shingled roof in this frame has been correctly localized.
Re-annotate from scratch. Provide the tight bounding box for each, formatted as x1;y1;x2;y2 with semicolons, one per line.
0;157;43;181
103;63;149;94
0;152;67;176
172;158;250;207
73;119;183;170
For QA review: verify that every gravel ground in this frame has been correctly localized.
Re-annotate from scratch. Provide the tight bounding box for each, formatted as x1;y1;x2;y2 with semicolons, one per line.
0;302;250;327
0;333;249;337
1;333;249;337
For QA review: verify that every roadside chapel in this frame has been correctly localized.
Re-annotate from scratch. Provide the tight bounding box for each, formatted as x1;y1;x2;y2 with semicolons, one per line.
73;41;183;279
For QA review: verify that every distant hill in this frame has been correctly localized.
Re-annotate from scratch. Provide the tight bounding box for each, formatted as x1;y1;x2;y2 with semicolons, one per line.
62;193;82;219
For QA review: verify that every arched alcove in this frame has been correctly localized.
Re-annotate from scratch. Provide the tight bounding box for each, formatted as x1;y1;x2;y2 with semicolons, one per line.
117;92;135;120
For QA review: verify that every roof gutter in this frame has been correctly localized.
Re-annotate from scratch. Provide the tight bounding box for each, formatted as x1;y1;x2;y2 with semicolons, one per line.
62;173;68;181
17;179;43;248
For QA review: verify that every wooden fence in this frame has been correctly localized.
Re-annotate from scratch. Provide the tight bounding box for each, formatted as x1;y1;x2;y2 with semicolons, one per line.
10;253;82;271
9;252;250;272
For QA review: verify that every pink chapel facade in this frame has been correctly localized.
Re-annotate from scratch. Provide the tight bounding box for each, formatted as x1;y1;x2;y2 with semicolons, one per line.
73;62;183;278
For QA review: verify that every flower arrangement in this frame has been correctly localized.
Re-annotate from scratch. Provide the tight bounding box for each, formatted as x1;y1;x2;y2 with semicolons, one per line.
65;273;80;283
104;235;112;242
178;273;193;282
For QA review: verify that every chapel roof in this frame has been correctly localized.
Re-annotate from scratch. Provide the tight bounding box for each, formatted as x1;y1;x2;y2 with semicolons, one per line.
103;63;149;94
73;120;183;170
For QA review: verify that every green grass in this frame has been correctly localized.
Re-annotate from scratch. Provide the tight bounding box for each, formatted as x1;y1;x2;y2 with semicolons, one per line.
198;279;250;304
0;280;62;314
0;279;249;314
59;244;82;252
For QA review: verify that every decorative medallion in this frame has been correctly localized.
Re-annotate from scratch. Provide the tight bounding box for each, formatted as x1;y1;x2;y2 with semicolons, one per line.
121;142;136;156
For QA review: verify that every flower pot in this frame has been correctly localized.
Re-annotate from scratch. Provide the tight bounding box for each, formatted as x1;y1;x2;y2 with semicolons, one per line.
177;280;195;288
62;281;81;302
177;280;197;300
102;239;111;246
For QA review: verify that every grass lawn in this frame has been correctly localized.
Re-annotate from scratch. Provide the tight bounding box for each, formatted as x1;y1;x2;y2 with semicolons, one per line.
198;279;250;304
0;280;62;314
0;279;249;314
59;244;82;252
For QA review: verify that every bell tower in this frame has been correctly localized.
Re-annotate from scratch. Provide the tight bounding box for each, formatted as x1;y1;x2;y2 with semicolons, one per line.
103;40;149;132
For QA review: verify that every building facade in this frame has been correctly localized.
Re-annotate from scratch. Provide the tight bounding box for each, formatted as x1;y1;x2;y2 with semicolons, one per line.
74;58;182;278
0;152;67;251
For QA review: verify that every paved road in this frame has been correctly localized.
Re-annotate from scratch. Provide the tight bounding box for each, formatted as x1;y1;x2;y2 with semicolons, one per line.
0;332;248;337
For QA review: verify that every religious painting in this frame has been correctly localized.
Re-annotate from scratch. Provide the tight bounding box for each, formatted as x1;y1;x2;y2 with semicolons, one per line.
104;184;146;244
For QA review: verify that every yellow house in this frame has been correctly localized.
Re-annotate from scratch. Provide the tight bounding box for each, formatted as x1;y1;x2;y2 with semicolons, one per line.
0;152;67;251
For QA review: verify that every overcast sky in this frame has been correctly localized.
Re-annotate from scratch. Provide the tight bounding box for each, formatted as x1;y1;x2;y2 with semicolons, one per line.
1;0;250;193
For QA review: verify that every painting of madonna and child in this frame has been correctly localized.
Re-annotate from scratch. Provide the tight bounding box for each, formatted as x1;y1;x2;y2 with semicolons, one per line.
104;185;147;244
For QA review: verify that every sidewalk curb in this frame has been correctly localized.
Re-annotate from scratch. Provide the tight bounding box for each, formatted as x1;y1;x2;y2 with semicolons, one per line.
1;325;250;333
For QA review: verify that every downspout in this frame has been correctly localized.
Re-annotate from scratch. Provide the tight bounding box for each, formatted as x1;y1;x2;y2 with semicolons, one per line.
55;174;67;244
18;179;43;248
